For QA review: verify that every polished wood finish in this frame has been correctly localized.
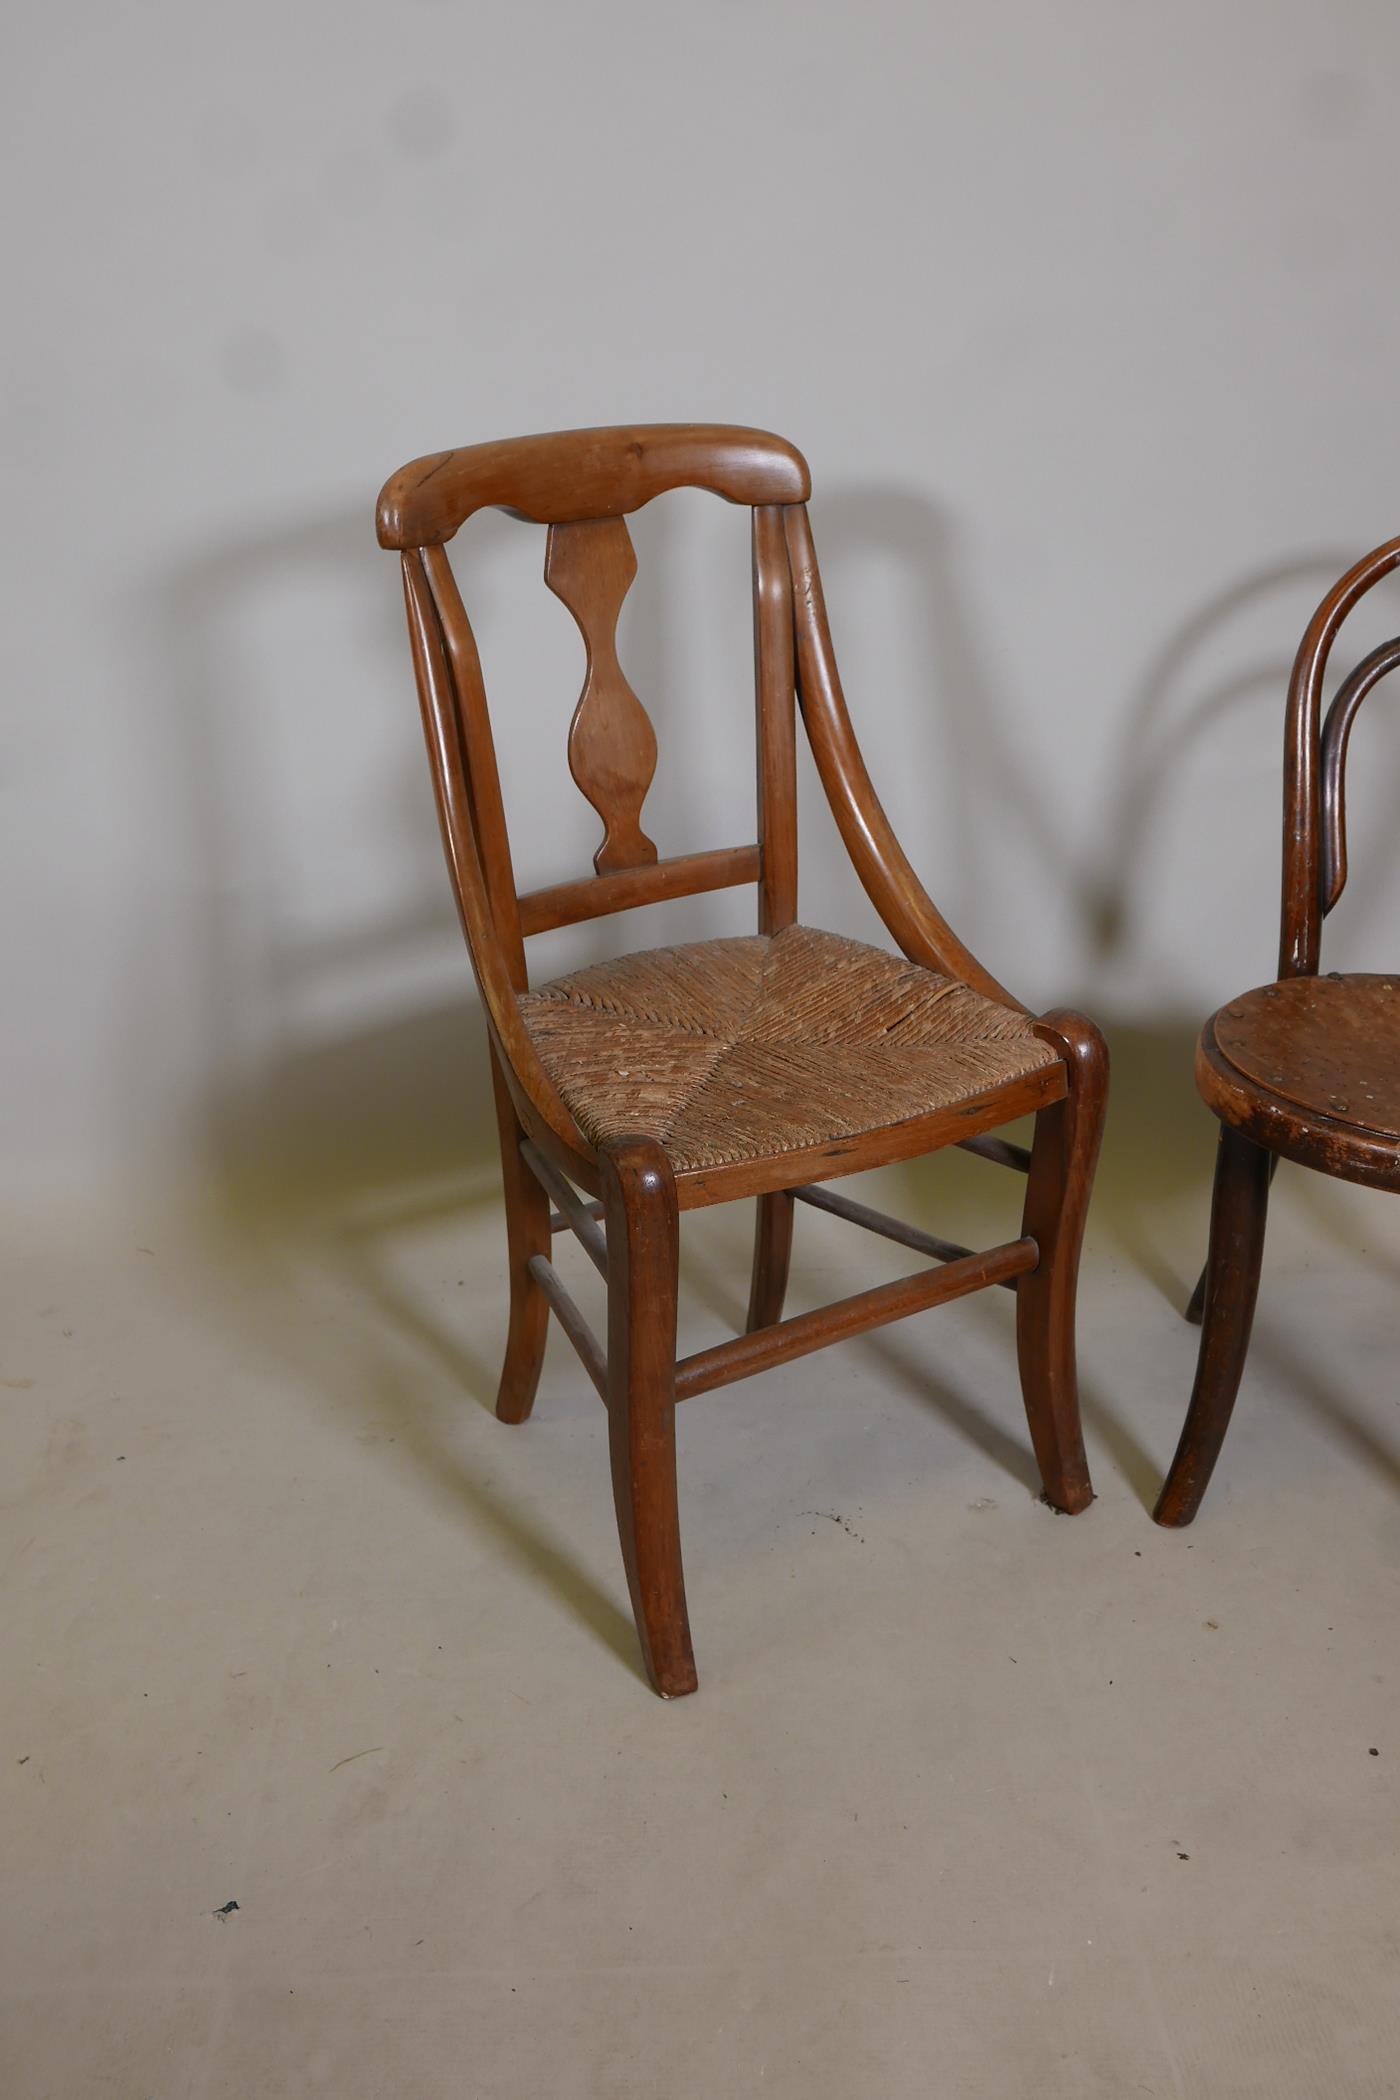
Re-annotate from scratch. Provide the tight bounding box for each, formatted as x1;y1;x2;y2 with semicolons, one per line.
520;1139;609;1278
791;1179;1013;1284
422;546;527;983
1158;538;1400;1524
599;1139;696;1698
958;1132;1032;1172
1209;976;1400;1155
753;506;798;935
745;500;800;1333
1154;1130;1271;1527
378;424;811;549
526;1254;608;1403
1280;537;1400;980
549;1198;604;1232
676;1237;1039;1402
745;1190;794;1332
545;516;660;874
1320;637;1400;914
1014;1012;1106;1516
380;422;1108;1692
518;845;759;937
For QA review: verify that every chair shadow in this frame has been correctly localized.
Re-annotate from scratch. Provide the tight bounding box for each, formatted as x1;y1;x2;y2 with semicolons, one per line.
153;502;666;1675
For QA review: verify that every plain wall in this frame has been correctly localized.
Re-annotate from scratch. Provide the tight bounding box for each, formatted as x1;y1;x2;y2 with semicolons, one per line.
5;0;1400;1222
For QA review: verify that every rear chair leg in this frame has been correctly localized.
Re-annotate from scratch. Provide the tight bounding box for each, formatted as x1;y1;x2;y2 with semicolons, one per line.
599;1137;697;1699
1153;1125;1271;1527
491;1050;551;1425
1015;1010;1108;1514
746;1190;794;1331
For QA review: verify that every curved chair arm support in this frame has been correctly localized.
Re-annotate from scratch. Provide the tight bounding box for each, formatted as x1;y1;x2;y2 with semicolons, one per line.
1318;633;1400;916
1280;535;1400;976
402;552;593;1161
783;504;1023;1012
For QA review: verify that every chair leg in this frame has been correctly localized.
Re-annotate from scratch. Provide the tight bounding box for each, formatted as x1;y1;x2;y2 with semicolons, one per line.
490;1050;551;1425
1015;1010;1108;1514
599;1137;697;1699
1153;1125;1271;1528
746;1190;794;1332
1183;1151;1278;1323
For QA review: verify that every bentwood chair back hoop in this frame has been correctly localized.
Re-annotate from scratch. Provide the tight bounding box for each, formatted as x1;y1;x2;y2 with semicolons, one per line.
377;424;1108;1696
1156;535;1400;1528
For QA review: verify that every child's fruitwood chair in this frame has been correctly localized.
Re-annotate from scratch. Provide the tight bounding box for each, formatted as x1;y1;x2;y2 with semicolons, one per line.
377;424;1107;1695
1156;535;1400;1526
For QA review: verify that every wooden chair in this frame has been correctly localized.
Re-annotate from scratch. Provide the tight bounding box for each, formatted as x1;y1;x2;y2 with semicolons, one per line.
1155;536;1400;1527
377;424;1108;1695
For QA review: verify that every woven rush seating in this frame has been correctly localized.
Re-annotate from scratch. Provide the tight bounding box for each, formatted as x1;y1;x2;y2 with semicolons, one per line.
520;925;1059;1171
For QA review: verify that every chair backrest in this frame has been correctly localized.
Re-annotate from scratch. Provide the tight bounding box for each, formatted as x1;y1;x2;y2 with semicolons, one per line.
377;423;1014;1156
378;425;808;973
1280;536;1400;976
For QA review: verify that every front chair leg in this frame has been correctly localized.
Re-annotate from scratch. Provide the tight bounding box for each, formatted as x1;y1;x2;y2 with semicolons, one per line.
598;1137;697;1699
1015;1010;1108;1514
1183;1152;1278;1323
746;1190;794;1331
1153;1125;1271;1527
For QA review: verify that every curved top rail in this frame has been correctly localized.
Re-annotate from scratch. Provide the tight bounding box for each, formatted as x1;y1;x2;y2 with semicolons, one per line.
1280;535;1400;976
377;423;811;549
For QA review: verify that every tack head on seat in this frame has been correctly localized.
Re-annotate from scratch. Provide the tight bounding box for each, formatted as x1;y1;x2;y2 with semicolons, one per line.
1214;975;1400;1139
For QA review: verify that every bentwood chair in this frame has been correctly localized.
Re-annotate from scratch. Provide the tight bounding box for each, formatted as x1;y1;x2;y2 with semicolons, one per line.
1156;537;1400;1527
377;425;1108;1696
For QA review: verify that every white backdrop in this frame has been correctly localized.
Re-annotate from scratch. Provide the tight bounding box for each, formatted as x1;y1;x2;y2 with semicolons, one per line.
5;0;1400;1220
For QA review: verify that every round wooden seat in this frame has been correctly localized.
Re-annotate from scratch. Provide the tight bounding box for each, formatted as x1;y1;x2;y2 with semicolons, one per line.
1197;972;1400;1191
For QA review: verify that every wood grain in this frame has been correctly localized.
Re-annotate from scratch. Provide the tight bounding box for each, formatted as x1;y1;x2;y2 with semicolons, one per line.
378;423;811;548
676;1237;1038;1401
1015;1010;1107;1515
600;1139;696;1698
1154;1128;1271;1526
546;516;660;874
518;845;759;937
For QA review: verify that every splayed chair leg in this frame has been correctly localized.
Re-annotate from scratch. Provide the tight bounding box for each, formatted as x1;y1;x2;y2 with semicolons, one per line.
746;1190;794;1332
1183;1152;1277;1323
491;1051;551;1425
599;1137;697;1698
1015;1010;1108;1514
1154;1125;1271;1527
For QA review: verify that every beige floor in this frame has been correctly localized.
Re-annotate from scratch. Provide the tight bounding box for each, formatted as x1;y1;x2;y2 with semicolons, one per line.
5;1086;1400;2097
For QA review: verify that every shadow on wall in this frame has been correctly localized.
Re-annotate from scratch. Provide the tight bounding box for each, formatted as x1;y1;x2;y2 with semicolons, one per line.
153;480;1400;1550
152;506;493;1213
